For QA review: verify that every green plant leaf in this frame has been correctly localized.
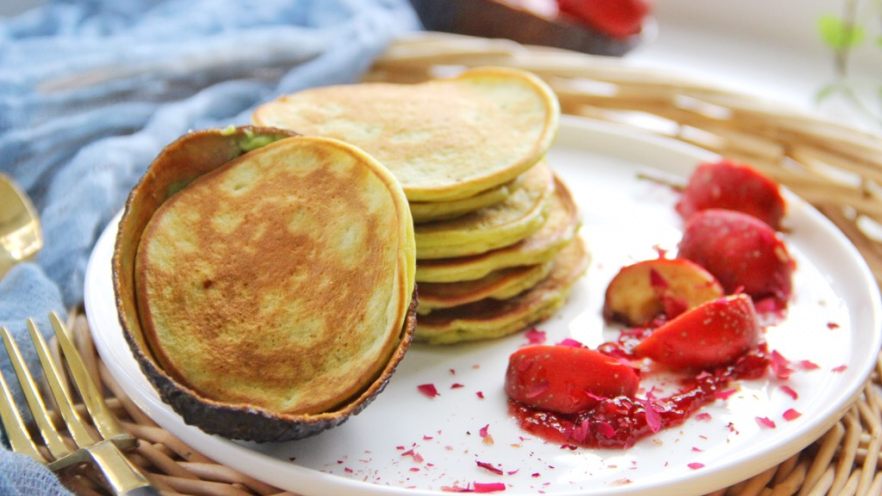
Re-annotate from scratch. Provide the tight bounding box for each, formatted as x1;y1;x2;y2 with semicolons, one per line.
815;82;843;103
818;14;866;49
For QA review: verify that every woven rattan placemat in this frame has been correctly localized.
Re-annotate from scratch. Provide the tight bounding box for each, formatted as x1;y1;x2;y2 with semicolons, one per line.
68;33;882;496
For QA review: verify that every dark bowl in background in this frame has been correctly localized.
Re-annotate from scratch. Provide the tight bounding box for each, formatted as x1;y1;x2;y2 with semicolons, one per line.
409;0;647;57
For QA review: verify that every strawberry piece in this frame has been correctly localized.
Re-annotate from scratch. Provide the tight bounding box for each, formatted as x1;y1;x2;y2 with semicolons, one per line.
603;258;724;326
557;0;650;39
678;209;794;300
634;294;760;369
505;345;639;414
677;159;786;229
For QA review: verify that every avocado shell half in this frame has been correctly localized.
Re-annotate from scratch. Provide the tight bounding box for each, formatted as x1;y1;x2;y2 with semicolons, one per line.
113;126;418;442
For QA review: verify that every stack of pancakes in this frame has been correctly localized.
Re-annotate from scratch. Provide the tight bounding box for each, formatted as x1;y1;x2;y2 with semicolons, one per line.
253;67;589;344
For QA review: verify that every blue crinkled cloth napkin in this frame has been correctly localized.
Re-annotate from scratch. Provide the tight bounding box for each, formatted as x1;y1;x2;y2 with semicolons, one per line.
0;0;419;493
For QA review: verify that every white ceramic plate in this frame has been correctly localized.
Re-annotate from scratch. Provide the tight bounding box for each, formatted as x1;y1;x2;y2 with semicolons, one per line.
84;117;882;496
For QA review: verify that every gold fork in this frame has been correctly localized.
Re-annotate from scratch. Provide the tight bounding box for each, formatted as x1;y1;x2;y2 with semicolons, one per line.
0;312;157;495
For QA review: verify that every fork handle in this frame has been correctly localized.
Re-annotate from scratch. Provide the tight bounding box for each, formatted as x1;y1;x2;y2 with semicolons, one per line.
87;439;157;495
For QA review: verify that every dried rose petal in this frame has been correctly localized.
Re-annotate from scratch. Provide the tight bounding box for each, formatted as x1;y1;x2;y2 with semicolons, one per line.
832;365;848;373
755;416;776;429
479;424;494;445
476;391;485;399
525;327;547;344
401;449;424;463
476;461;503;475
451;383;465;389
639;398;662;433
691;447;702;452
780;385;798;400
597;422;616;438
795;361;818;372
473;482;506;493
695;412;712;421
827;322;840;330
783;408;801;421
688;462;705;470
770;350;793;380
418;384;439;398
569;419;591;443
557;338;584;348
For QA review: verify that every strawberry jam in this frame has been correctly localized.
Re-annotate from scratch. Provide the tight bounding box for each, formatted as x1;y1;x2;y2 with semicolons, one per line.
510;345;769;448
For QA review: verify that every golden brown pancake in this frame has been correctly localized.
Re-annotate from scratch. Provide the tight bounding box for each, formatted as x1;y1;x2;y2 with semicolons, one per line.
415;162;553;259
252;67;559;202
410;181;511;223
416;175;579;282
135;136;415;415
417;260;554;315
415;237;590;345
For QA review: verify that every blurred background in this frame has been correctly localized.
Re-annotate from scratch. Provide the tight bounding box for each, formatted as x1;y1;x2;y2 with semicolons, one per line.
3;0;880;128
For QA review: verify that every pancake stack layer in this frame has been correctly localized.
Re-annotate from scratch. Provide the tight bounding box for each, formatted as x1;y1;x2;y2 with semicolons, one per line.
254;67;589;344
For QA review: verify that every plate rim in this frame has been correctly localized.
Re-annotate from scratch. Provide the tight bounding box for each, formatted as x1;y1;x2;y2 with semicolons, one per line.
84;115;882;496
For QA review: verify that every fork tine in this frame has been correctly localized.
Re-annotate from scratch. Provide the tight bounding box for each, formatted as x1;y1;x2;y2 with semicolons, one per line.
0;327;44;463
27;318;97;449
49;312;133;448
0;325;71;461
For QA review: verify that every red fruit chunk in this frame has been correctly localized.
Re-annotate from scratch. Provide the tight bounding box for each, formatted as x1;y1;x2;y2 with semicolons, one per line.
677;159;786;229
505;345;639;414
603;258;724;326
634;294;760;369
557;0;650;38
678;209;794;300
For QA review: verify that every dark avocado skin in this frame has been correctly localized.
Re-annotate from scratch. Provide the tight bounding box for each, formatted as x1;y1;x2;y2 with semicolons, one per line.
124;294;417;442
114;126;418;442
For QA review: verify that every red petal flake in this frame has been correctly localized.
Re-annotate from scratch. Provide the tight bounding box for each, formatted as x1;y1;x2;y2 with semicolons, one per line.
418;384;439;398
688;463;704;470
832;365;848;373
827;322;840;330
755;416;776;429
557;338;584;348
597;422;616;439
639;398;662;433
695;412;712;421
691;447;702;452
783;408;802;421
479;424;494;445
476;391;485;399
780;385;798;400
798;360;820;371
476;461;503;475
770;350;793;380
715;388;737;400
473;482;506;493
525;327;547;344
569;419;591;443
451;383;465;389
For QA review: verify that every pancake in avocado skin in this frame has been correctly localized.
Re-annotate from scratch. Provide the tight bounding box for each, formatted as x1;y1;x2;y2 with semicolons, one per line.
135;137;414;415
416;175;579;283
411;181;511;223
415;162;553;259
416;237;590;345
252;67;559;202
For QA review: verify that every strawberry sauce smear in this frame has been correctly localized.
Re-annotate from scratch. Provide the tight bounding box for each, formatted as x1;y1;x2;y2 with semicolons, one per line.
509;346;769;449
